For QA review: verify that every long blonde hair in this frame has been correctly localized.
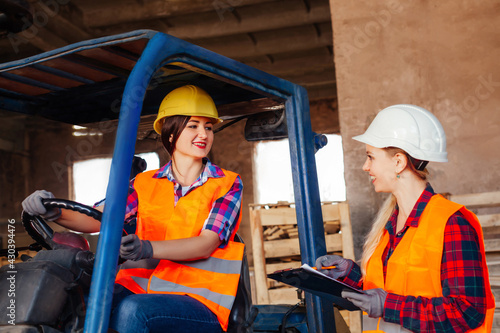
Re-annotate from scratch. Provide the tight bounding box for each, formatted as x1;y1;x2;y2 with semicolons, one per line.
360;147;429;278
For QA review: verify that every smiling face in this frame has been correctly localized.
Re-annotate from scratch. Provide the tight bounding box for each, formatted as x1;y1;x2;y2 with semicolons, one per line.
172;116;214;160
362;144;399;193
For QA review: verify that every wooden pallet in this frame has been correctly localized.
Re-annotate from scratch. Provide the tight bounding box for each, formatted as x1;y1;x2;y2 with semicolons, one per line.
249;201;361;332
448;191;500;330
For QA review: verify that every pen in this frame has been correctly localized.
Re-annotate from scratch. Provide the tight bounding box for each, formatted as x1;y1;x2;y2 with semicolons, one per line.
313;266;336;270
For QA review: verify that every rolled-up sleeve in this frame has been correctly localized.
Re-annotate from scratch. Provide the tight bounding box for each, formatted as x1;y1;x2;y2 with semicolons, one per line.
203;175;243;247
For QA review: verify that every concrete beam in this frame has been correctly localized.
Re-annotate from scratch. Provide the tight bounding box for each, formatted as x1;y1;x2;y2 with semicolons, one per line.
5;1;93;53
33;1;92;42
170;0;331;39
191;22;332;59
282;67;336;86
243;52;336;88
0;39;38;61
305;83;337;100
240;48;333;76
24;27;68;52
94;0;331;40
75;0;274;28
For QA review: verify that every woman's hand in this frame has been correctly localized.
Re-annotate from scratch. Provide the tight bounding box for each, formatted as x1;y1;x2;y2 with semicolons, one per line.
315;254;354;279
22;190;61;221
22;190;102;233
120;234;153;261
342;288;387;318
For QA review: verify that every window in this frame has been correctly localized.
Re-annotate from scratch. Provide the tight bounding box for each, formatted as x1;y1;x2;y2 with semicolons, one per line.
73;152;160;206
254;134;346;204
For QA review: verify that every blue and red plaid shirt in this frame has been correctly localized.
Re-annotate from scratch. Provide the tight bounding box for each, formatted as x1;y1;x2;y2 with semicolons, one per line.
123;158;243;248
343;184;487;332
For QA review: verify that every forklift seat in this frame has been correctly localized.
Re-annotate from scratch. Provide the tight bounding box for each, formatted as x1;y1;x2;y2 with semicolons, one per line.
227;234;255;333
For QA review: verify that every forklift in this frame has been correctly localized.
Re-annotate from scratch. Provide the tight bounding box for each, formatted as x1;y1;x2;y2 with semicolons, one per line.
0;29;354;332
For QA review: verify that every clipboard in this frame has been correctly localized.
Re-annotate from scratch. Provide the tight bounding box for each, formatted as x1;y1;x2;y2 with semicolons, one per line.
267;264;362;311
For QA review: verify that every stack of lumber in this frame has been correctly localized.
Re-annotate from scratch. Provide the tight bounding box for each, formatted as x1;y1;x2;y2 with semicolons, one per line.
249;201;361;331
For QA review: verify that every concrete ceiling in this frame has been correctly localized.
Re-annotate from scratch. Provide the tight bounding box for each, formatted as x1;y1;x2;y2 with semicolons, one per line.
0;0;337;101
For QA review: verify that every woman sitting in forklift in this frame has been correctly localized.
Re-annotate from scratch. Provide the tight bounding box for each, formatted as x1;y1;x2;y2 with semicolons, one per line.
315;104;495;332
22;85;244;333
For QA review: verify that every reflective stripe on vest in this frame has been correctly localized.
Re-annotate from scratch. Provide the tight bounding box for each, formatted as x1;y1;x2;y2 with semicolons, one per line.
119;256;241;274
131;276;149;291
363;316;411;333
128;275;236;310
149;276;236;310
115;167;243;331
181;256;242;274
364;194;495;333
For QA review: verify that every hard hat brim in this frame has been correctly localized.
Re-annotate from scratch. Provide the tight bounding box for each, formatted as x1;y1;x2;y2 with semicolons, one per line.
353;133;448;163
153;115;222;135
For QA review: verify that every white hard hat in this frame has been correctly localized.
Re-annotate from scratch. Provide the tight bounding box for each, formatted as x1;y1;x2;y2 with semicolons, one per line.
353;104;448;163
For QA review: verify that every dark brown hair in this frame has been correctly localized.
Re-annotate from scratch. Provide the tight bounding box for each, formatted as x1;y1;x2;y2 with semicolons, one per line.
160;115;190;156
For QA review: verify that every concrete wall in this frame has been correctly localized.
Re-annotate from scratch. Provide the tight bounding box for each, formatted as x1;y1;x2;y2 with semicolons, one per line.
329;0;500;258
0;115;29;248
0;116;27;220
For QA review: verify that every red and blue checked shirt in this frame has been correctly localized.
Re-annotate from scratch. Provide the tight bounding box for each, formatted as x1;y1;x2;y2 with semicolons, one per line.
342;184;487;332
123;158;243;248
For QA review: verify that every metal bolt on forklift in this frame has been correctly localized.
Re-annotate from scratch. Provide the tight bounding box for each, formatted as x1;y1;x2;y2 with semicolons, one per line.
0;30;352;333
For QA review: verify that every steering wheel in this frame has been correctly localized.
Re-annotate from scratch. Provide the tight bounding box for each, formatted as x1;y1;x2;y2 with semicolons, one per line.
21;199;102;250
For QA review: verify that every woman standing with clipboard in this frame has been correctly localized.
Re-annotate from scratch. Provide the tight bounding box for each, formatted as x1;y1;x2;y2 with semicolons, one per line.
316;105;495;332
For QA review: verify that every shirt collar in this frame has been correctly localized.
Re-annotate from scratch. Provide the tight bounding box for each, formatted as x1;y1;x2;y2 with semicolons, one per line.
152;157;225;183
386;183;436;232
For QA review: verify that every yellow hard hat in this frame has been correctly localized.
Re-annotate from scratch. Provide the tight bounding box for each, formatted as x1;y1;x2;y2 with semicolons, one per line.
153;85;222;134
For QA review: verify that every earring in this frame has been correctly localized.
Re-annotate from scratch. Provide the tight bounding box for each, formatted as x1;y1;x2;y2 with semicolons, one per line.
396;173;400;179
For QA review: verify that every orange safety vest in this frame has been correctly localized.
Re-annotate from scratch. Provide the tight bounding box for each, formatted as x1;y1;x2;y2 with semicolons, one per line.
115;168;244;331
363;194;495;332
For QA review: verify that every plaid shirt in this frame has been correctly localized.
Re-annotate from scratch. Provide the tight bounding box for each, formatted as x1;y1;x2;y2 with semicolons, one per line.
343;184;487;332
124;158;243;247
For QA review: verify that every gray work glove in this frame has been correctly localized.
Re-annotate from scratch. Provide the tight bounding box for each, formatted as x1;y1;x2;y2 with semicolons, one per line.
120;234;153;261
22;190;61;221
342;288;387;318
315;254;354;279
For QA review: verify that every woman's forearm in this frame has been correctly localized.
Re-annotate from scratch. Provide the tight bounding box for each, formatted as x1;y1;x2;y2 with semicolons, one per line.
150;230;221;261
54;207;102;233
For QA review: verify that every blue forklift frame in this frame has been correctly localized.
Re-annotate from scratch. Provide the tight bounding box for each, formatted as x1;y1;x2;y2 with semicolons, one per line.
0;30;335;332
